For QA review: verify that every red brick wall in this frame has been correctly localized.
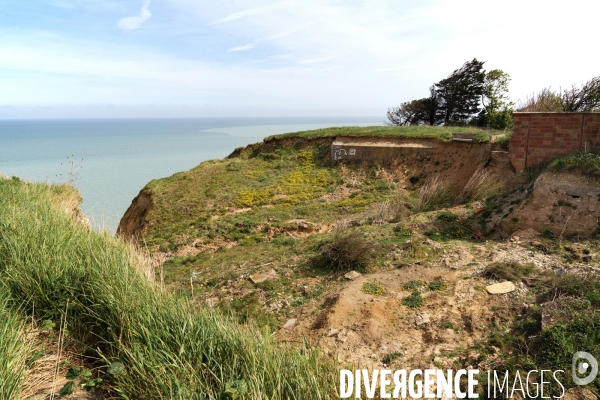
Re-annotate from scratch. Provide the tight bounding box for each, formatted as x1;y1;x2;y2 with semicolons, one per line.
508;113;600;171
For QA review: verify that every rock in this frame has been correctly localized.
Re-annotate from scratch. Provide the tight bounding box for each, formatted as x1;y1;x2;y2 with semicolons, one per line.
423;239;442;251
414;312;430;326
486;281;516;294
512;228;541;241
344;271;362;280
297;221;309;230
326;329;339;337
249;269;280;284
563;387;597;400
554;268;567;275
282;318;297;330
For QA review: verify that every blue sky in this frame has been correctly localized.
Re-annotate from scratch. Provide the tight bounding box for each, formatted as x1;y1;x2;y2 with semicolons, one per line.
1;0;599;118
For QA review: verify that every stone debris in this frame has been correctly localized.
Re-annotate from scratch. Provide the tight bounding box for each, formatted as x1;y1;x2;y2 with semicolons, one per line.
511;228;541;241
344;271;362;280
486;281;516;294
249;269;279;284
413;312;430;326
282;318;297;330
326;328;339;337
423;238;442;251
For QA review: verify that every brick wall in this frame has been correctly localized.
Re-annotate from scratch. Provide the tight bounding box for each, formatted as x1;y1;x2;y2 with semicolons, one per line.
508;113;600;171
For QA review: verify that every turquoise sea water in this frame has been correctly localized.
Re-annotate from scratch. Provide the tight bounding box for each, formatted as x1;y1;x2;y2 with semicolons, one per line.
0;117;382;233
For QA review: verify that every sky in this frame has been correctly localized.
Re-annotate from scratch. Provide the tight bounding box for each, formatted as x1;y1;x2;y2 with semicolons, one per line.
0;0;599;119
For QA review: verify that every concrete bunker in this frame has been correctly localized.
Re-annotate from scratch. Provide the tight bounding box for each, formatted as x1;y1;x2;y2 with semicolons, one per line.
331;137;435;163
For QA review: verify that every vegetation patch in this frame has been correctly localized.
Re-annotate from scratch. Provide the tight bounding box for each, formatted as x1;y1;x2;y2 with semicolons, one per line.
361;282;386;295
0;178;338;399
482;261;536;282
401;291;424;308
402;280;423;290
428;281;447;291
548;152;600;176
315;229;376;271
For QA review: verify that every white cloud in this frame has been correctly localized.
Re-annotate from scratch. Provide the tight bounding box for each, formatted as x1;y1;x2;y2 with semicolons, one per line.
300;57;335;65
118;0;152;30
210;3;291;25
228;43;256;52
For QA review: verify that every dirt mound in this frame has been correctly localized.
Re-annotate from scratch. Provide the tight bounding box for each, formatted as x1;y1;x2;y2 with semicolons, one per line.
502;171;600;238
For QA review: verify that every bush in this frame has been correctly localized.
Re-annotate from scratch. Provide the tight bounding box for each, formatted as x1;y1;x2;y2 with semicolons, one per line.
436;211;457;223
428;281;447;291
401;291;424;308
361;282;386;295
315;229;375;271
402;280;423;290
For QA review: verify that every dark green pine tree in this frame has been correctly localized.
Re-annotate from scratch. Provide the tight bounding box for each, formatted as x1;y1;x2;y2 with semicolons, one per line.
434;58;485;125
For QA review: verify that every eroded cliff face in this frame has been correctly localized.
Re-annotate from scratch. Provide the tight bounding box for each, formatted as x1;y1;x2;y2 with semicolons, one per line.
502;171;600;238
116;189;152;241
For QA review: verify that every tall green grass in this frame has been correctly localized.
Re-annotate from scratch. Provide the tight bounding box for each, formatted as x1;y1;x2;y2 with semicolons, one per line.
0;288;32;399
0;178;338;399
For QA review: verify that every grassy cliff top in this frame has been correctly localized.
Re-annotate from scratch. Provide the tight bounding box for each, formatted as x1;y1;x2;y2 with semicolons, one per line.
266;124;508;142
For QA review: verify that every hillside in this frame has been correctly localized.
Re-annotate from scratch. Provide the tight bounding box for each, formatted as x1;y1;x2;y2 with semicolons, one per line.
118;125;600;396
0;177;338;399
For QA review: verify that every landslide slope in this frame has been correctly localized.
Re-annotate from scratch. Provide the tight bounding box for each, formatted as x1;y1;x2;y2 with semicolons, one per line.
118;126;600;396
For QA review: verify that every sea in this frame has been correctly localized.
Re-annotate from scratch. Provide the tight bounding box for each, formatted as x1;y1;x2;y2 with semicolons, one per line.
0;117;383;233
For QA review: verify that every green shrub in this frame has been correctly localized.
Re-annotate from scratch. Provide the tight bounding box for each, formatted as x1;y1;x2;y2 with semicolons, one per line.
428;281;447;291
361;282;386;295
402;280;423;290
393;225;413;238
436;211;458;223
401;291;424;308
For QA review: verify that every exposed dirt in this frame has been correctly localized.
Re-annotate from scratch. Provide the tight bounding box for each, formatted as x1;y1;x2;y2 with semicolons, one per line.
502;171;600;238
116;189;152;240
277;238;598;371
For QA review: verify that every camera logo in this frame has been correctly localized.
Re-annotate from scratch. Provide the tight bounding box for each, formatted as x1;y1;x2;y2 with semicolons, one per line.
572;352;598;386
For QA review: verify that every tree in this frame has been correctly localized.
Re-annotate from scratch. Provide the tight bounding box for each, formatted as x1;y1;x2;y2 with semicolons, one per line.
517;77;600;113
434;58;485;124
560;77;600;112
477;69;514;129
386;86;439;126
517;87;563;112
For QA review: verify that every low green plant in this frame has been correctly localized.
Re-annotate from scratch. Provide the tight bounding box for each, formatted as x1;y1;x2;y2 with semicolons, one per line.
428;281;447;291
548;152;600;176
401;291;424;308
382;352;402;364
393;225;413;238
440;321;455;329
402;280;423;290
436;211;458;223
361;282;386;295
